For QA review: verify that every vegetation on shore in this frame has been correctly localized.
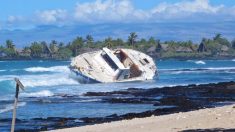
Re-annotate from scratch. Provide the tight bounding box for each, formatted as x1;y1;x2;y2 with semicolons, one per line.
0;33;235;60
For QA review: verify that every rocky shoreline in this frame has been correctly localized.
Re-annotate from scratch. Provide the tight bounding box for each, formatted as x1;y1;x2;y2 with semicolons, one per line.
2;81;235;132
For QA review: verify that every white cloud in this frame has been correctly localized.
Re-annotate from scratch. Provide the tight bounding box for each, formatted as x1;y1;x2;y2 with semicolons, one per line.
7;15;24;23
72;0;234;23
74;0;149;23
150;0;226;21
4;0;235;27
152;0;223;14
36;9;67;24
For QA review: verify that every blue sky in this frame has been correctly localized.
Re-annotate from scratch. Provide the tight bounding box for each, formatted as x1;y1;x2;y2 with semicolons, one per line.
1;0;235;29
0;0;234;16
0;0;234;17
1;0;235;47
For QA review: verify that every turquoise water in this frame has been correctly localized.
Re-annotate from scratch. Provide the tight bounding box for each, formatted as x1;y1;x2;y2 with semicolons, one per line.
0;59;235;128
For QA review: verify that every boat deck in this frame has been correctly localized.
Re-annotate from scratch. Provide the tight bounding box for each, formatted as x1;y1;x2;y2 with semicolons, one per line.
70;48;156;83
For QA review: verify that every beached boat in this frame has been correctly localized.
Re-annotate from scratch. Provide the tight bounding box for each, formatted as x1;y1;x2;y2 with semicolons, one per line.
69;47;157;83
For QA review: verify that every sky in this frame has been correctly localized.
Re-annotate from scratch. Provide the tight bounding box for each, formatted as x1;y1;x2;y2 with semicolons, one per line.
1;0;235;29
0;0;235;47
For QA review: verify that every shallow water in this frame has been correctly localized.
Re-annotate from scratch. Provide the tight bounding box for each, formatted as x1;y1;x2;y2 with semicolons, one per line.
0;59;235;131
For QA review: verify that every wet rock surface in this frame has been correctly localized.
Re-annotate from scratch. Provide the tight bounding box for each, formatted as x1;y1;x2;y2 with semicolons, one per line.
2;81;235;132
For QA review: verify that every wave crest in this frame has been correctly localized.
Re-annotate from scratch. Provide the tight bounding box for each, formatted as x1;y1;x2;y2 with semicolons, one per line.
0;73;79;88
159;67;235;74
21;90;54;97
0;102;26;114
25;66;69;73
195;60;206;65
21;74;79;87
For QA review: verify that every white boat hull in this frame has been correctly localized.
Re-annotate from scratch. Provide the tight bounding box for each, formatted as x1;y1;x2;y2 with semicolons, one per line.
70;48;157;83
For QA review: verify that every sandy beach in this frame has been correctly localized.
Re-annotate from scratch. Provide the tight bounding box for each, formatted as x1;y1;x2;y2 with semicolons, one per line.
48;104;235;132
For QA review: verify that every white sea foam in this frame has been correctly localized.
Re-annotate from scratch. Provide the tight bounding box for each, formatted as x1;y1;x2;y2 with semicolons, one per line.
206;67;235;70
21;74;79;87
159;67;235;74
160;67;235;71
21;90;54;97
168;71;186;74
24;66;69;73
0;75;14;81
0;95;14;101
0;102;26;114
195;60;206;65
21;66;78;87
75;99;102;103
232;59;235;62
0;73;79;87
0;70;6;72
10;69;20;72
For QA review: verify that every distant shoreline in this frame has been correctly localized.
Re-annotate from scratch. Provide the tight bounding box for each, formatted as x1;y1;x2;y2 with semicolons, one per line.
0;56;234;61
157;56;235;61
1;33;235;62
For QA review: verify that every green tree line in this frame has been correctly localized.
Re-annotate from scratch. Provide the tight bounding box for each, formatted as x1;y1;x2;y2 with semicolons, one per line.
0;33;235;60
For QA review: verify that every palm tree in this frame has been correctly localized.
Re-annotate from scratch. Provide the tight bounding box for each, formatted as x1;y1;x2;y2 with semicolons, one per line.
50;40;59;53
128;32;138;48
86;35;94;48
58;42;64;48
148;37;156;45
105;37;113;48
213;33;221;41
213;33;230;46
6;40;14;49
70;37;84;56
30;42;43;57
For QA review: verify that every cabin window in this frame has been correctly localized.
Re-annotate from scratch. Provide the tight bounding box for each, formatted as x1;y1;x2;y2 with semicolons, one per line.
124;74;129;79
139;58;150;65
101;53;118;71
143;58;149;64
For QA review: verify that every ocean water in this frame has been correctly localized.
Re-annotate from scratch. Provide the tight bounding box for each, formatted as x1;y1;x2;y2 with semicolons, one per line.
0;59;235;130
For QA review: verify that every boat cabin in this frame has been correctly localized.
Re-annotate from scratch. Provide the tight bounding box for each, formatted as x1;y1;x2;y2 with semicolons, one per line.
101;48;142;80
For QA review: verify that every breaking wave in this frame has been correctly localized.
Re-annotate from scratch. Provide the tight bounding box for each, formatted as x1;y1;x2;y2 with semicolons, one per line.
24;66;69;73
21;90;54;98
10;69;20;72
0;66;78;87
0;70;6;72
0;73;79;88
21;74;79;87
232;59;235;62
195;60;206;65
75;99;102;103
0;102;26;114
159;67;235;74
0;76;13;82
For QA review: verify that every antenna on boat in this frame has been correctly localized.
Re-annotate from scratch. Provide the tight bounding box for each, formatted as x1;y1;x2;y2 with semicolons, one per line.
11;78;24;132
